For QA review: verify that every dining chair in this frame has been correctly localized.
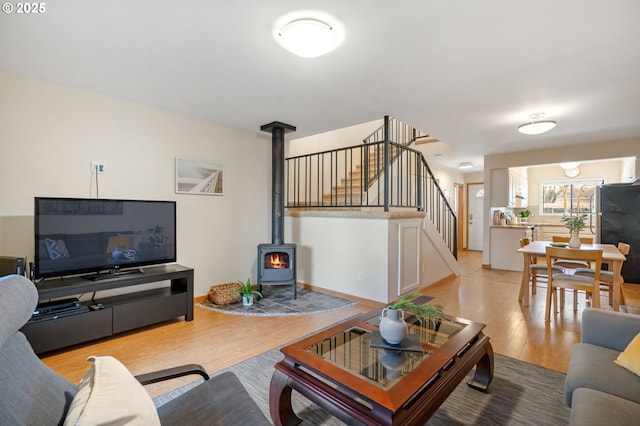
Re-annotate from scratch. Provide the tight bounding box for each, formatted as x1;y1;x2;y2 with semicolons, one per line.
552;236;594;244
574;242;631;306
545;246;603;322
551;236;595;268
520;238;564;295
551;236;597;308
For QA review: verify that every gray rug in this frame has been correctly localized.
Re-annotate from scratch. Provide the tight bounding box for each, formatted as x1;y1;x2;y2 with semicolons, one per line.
196;286;356;316
222;350;570;425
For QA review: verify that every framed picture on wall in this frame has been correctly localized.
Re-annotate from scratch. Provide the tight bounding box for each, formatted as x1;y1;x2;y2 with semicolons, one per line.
175;158;224;195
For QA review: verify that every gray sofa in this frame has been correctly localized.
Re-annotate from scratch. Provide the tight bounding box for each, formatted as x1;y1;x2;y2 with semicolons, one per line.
565;308;640;425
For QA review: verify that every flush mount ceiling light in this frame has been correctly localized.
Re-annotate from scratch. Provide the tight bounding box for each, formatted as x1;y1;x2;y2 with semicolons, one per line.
559;162;580;170
458;162;473;169
560;162;581;178
277;18;337;58
518;112;557;135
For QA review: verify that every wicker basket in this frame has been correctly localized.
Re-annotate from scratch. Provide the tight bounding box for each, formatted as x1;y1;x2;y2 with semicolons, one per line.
208;283;243;305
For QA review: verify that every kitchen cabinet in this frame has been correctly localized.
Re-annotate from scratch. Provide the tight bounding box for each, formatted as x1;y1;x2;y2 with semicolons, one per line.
490;168;528;208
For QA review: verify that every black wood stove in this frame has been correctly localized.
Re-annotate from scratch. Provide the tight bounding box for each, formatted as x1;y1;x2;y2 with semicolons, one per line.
257;121;297;298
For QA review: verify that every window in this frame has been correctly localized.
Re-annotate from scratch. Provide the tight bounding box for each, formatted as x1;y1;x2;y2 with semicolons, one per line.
540;178;604;215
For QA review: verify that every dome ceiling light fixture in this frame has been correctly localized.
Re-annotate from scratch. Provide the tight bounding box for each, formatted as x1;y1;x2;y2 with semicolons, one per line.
518;112;557;135
560;162;581;178
276;18;338;58
458;162;474;169
559;162;580;170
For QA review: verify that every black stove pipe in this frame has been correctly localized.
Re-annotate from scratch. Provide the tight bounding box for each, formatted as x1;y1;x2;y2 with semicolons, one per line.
260;121;296;245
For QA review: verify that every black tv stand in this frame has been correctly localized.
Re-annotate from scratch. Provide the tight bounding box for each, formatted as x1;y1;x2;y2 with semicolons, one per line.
21;264;193;354
83;267;144;281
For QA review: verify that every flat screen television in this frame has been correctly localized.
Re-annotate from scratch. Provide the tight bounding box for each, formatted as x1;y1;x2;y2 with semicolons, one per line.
34;197;177;280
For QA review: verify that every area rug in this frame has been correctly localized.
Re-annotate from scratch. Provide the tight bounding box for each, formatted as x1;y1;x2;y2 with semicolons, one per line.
196;286;356;316
219;350;570;425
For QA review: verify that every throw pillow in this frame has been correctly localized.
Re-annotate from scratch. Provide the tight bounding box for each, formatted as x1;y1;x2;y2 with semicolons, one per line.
615;332;640;376
44;238;71;260
64;356;160;426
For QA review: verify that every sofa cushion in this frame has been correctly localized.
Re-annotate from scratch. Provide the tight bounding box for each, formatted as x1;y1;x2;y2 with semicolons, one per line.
565;342;640;406
580;308;640;352
570;388;640;425
615;332;640;376
64;356;160;426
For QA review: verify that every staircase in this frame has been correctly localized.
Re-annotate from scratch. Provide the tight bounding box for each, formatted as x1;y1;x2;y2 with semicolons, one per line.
323;146;386;206
286;116;457;258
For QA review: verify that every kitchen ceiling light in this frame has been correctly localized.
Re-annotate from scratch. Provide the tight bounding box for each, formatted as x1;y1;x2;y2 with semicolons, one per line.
564;167;580;178
277;18;337;58
458;162;473;169
559;162;581;177
559;162;580;170
518;112;557;135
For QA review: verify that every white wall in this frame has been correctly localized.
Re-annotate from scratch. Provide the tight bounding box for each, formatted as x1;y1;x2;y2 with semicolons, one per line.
0;72;272;297
286;214;390;302
285;212;457;303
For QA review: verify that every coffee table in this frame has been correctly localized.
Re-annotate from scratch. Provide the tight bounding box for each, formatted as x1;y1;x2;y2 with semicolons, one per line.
269;306;493;425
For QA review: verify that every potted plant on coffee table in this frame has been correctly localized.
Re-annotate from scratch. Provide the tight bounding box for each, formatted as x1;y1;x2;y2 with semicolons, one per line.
561;213;588;248
234;277;263;306
379;291;444;345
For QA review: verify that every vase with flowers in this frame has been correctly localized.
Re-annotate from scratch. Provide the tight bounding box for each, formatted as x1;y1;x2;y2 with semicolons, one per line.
561;213;588;248
379;292;444;345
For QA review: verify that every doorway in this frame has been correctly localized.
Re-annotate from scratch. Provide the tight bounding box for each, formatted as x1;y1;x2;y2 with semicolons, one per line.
467;183;484;251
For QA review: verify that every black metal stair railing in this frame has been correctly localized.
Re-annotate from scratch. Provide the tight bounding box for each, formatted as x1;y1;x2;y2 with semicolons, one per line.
285;116;457;258
419;156;458;257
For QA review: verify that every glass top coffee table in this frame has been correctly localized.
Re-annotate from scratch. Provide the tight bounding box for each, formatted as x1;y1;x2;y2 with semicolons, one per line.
269;306;493;425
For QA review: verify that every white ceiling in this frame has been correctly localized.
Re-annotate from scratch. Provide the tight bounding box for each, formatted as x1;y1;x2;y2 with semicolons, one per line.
2;1;639;172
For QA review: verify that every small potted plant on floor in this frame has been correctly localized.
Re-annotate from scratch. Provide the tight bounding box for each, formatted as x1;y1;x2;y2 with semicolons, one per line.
380;291;444;345
561;213;588;248
234;278;263;306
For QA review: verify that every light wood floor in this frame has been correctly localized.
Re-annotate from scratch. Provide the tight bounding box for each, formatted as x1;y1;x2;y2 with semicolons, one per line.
41;250;640;397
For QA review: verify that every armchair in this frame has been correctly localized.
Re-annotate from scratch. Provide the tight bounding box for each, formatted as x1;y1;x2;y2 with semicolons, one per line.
0;274;269;425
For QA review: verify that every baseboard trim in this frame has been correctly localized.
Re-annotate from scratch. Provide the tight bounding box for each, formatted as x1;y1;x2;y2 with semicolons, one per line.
297;281;381;308
426;273;455;288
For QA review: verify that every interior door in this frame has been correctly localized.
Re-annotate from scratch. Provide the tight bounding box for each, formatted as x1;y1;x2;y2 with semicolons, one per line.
468;183;484;251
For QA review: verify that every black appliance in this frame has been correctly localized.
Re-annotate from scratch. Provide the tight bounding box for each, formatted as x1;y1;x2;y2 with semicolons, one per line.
34;197;177;280
597;182;640;284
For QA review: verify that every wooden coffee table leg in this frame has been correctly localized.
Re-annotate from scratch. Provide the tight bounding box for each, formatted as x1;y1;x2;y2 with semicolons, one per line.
269;366;302;426
467;339;494;391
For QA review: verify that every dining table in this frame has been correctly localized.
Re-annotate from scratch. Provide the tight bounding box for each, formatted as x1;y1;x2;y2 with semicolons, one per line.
517;240;627;310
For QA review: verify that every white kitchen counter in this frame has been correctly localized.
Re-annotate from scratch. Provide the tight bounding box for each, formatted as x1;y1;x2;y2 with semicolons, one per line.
490;226;532;271
490;224;537;229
